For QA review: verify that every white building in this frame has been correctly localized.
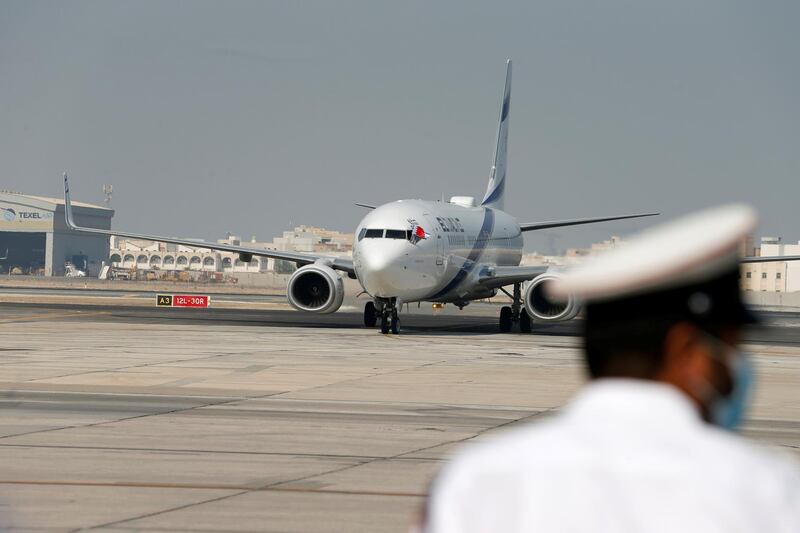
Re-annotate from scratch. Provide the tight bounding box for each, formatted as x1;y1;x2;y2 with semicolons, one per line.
108;226;353;275
270;225;353;253
741;237;800;293
110;238;266;274
521;236;626;267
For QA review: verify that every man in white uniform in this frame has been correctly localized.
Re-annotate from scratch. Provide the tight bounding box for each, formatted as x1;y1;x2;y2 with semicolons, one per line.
424;205;800;532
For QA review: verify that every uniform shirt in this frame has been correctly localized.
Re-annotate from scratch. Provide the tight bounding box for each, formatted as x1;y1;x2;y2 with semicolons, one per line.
427;379;800;533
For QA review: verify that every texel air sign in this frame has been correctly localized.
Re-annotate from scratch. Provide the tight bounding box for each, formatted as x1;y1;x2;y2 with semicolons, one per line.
0;206;54;230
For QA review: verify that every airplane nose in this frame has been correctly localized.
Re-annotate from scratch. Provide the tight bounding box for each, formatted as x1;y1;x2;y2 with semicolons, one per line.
358;242;406;297
362;247;395;272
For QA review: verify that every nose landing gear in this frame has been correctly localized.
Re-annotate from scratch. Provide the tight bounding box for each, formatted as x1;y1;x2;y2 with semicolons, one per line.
365;298;400;334
381;308;399;335
499;283;532;333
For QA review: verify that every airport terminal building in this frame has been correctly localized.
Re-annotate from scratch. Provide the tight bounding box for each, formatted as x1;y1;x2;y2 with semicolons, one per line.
0;191;113;276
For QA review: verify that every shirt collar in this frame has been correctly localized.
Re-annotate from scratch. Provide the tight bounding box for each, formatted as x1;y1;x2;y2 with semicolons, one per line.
565;379;703;427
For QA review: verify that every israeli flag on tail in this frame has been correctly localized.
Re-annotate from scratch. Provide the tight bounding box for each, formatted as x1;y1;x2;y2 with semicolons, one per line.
481;59;512;211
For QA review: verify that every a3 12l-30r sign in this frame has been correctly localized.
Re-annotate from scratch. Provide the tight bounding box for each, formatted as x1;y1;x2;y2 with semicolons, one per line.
156;294;210;308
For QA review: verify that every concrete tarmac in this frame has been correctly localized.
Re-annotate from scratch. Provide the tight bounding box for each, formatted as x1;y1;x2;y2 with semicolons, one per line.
1;299;799;532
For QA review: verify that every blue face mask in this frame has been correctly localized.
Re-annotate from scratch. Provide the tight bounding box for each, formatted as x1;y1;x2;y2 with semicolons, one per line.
707;348;754;430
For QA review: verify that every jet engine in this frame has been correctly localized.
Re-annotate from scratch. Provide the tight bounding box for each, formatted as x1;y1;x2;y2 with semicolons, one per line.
523;273;580;322
287;264;344;314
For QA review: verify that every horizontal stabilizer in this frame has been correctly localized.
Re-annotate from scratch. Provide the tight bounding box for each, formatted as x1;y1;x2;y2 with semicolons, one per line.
520;212;659;232
741;255;800;264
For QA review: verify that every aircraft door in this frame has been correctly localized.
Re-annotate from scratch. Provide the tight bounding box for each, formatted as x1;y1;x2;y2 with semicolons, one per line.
436;229;444;268
425;214;446;274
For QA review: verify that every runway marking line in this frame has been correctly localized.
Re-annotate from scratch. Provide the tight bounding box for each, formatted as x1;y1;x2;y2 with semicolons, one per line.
0;310;111;324
0;479;425;498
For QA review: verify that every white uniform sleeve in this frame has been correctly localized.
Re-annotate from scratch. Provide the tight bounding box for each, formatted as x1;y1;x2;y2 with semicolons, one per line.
772;453;800;532
425;458;476;533
424;452;521;533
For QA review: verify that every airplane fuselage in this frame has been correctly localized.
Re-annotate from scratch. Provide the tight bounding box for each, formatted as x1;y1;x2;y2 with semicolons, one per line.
353;199;523;304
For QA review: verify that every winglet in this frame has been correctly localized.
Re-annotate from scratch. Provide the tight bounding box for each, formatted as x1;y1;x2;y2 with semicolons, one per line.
63;172;79;230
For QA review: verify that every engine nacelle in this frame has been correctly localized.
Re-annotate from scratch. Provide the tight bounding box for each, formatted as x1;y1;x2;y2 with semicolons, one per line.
287;264;344;314
524;273;581;322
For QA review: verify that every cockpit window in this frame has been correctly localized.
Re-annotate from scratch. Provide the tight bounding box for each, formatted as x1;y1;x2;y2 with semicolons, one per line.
385;230;407;239
360;228;415;241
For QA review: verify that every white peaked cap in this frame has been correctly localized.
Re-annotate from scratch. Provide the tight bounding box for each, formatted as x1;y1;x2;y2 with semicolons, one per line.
547;204;758;302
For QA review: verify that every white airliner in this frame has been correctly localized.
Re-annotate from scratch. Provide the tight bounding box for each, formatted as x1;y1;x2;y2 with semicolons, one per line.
70;59;797;334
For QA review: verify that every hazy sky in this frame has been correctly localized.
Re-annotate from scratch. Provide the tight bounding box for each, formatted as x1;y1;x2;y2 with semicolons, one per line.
1;1;798;252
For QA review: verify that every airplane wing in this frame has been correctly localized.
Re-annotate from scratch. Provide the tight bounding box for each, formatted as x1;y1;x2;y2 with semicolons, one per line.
520;212;659;232
742;255;800;263
477;265;549;290
62;174;355;275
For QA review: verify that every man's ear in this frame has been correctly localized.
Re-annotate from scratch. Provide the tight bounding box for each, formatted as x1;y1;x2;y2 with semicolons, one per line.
659;322;709;385
659;322;718;415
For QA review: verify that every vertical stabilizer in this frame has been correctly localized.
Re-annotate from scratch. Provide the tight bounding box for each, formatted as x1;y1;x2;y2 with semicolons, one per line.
481;59;512;210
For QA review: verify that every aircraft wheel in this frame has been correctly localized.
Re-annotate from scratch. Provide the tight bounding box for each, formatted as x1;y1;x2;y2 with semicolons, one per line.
499;306;513;333
380;312;390;334
364;301;377;328
519;309;532;333
390;312;399;334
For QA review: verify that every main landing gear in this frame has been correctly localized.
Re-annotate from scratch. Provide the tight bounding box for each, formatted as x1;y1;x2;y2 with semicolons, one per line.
364;299;399;334
364;301;378;328
499;283;531;334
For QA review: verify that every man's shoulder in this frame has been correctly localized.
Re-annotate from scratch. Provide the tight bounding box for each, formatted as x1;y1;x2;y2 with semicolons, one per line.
437;412;800;494
695;423;800;487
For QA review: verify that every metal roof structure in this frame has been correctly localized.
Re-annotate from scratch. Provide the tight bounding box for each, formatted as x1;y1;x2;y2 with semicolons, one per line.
0;190;112;212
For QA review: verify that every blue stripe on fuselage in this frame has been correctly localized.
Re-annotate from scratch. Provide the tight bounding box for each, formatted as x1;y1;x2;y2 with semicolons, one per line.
481;178;504;206
429;208;495;300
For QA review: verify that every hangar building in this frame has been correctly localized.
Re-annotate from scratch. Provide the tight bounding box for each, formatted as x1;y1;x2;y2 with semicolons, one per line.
0;191;113;276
